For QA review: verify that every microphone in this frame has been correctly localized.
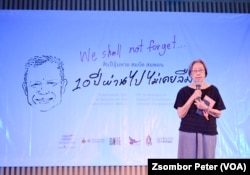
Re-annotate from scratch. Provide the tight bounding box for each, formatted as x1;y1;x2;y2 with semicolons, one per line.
196;83;201;90
195;82;203;116
196;83;201;101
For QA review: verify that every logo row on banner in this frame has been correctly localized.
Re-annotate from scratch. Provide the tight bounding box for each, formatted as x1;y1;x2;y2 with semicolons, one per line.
57;135;173;149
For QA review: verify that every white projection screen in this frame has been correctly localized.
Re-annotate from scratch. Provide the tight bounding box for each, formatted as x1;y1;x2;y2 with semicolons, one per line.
0;10;249;166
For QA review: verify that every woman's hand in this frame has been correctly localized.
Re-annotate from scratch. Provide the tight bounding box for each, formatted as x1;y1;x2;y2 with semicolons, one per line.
194;99;208;110
194;99;209;120
192;89;202;101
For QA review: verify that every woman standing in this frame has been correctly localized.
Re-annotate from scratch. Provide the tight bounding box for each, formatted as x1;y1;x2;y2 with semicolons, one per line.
174;59;226;158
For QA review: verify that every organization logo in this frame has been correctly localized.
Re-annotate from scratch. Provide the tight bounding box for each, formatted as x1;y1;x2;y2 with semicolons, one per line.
157;137;173;143
146;135;152;146
129;136;140;145
81;138;106;144
58;134;76;149
109;137;121;145
82;138;87;144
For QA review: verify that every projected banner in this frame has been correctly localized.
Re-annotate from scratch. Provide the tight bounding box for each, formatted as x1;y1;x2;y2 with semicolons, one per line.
0;10;249;166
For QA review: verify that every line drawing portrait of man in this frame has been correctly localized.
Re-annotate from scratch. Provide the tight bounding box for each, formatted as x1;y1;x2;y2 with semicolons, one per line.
22;55;68;112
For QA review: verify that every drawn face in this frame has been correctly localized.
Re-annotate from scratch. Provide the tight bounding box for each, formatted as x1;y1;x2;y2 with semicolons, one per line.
23;62;67;112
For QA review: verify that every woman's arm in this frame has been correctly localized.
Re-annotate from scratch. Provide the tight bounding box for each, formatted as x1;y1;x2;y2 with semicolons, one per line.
205;106;222;118
195;100;222;118
177;90;199;118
